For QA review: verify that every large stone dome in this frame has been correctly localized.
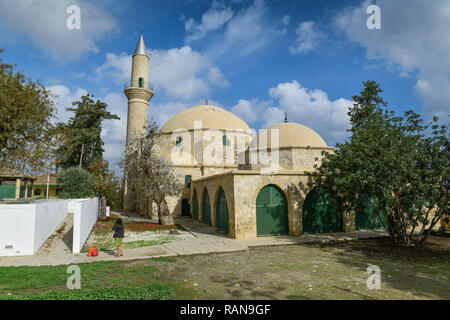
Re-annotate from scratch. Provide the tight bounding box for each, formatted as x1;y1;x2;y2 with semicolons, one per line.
160;105;250;133
250;122;327;149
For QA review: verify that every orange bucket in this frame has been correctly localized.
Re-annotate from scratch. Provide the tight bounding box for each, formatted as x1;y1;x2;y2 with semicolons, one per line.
87;246;99;257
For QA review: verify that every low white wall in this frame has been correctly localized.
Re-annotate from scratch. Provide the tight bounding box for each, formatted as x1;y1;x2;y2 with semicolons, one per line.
0;200;68;256
33;200;69;253
72;198;99;254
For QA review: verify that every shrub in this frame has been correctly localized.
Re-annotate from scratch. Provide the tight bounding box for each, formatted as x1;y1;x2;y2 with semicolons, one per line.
57;167;95;199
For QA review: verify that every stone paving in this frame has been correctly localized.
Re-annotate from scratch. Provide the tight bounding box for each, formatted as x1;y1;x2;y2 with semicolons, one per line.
0;217;388;267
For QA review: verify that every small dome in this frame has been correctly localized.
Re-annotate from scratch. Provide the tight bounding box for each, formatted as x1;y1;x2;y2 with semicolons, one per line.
250;122;327;149
160;105;250;133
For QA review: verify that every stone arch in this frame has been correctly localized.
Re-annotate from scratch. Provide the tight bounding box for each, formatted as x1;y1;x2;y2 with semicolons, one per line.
249;181;292;234
302;187;342;234
255;184;289;236
250;181;287;212
201;187;212;226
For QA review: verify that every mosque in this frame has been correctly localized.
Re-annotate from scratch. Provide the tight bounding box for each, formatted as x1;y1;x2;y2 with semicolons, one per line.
122;32;383;239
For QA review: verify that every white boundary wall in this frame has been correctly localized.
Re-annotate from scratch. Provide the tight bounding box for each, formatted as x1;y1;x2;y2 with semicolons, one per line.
71;198;99;254
0;200;68;256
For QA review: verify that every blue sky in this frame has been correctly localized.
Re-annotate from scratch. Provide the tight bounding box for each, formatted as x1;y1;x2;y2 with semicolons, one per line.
0;0;448;169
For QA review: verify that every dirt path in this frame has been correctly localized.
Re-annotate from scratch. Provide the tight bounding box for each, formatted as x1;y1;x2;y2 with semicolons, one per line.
0;218;389;267
150;236;450;300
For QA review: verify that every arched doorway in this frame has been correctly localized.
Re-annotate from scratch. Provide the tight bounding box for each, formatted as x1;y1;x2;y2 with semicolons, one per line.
302;187;342;234
256;185;289;236
202;189;212;226
193;190;199;220
355;196;384;230
181;199;190;216
216;188;229;233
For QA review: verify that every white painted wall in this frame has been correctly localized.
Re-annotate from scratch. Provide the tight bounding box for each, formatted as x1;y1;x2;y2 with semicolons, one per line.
33;200;69;253
0;200;68;256
68;198;89;214
72;198;99;254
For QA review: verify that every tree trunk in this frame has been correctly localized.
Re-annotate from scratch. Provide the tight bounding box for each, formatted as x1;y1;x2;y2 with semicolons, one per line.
100;196;106;219
158;198;174;225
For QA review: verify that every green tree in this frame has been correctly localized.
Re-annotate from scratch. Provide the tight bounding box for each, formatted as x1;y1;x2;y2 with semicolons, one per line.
56;94;119;170
309;80;449;245
89;157;121;212
0;49;57;173
57;167;95;199
122;119;184;224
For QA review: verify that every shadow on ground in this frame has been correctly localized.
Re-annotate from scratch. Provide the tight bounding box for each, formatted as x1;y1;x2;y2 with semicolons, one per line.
316;236;450;299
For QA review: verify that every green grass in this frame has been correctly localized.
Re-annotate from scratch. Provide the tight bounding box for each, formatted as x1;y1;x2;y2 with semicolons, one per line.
0;260;173;299
1;283;174;300
151;257;176;262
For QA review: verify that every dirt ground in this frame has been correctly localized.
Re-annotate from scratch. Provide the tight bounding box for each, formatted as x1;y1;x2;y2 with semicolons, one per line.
83;219;193;252
137;235;450;300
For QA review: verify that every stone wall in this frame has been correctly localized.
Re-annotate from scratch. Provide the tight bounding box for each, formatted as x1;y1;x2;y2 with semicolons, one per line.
191;170;314;239
231;171;311;239
155;129;253;167
191;169;357;239
150;129;252;218
190;172;235;234
245;146;333;171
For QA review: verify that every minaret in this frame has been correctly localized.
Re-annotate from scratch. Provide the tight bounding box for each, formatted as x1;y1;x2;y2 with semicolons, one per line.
123;29;154;212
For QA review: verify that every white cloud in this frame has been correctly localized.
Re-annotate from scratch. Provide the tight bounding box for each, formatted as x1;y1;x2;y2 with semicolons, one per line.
184;1;234;43
0;0;119;61
289;21;326;55
47;85;88;123
101;93;128;163
95;46;229;102
334;0;450;118
282;15;291;26
185;0;287;59
149;46;229;101
230;98;273;124
94;53;131;83
231;81;352;145
151;101;188;127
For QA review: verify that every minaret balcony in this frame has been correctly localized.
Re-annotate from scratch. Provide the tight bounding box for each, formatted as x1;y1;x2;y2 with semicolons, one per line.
124;80;154;91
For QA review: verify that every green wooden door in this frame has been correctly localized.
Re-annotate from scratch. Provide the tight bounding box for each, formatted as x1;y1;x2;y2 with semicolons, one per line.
20;186;26;198
0;185;16;199
302;188;342;234
256;185;289;236
202;190;212;226
355;197;385;230
216;188;229;233
193;190;199;220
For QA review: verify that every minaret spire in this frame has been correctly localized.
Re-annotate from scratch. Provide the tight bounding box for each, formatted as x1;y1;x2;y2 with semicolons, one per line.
134;28;147;56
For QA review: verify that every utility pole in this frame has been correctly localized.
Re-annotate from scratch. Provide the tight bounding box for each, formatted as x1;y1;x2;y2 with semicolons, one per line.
46;173;49;200
79;143;84;168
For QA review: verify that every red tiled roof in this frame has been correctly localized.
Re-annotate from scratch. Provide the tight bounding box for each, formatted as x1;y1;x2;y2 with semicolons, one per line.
33;174;58;185
0;167;35;180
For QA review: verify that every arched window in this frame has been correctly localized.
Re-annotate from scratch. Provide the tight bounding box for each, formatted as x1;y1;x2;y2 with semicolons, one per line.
222;135;228;146
138;77;144;88
176;136;182;146
185;175;191;186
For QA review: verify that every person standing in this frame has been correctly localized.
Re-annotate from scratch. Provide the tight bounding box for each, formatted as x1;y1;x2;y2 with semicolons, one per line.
112;218;124;258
